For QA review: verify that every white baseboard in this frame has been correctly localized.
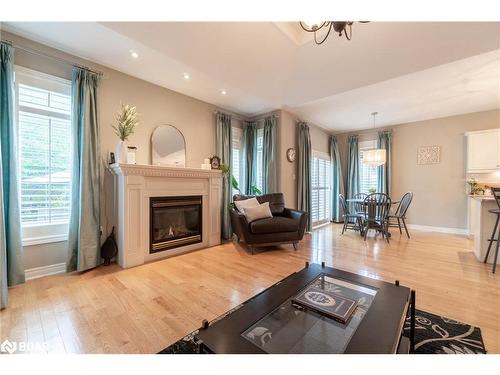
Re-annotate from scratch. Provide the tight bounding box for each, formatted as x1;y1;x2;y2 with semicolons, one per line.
406;224;468;235
25;262;66;281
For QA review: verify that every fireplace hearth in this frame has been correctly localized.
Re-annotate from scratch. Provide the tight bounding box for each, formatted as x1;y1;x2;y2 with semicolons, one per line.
150;196;202;253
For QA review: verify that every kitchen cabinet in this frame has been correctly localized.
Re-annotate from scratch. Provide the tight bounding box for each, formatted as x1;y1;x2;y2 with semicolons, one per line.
465;129;500;173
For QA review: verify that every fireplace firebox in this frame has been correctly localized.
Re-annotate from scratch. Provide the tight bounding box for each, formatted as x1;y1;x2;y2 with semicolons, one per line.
149;196;202;253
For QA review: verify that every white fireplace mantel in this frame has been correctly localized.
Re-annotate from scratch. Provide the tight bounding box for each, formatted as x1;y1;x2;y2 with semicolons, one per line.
110;163;222;268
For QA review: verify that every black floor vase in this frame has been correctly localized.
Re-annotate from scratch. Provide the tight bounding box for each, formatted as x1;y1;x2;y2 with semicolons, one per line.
101;227;118;266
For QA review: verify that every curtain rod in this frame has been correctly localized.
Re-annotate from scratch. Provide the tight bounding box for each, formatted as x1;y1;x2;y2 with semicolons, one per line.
213;110;280;123
1;39;104;77
333;128;393;137
251;113;280;121
213;110;246;122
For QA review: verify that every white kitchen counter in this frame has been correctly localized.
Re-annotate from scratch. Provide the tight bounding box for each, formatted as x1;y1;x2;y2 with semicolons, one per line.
468;195;499;265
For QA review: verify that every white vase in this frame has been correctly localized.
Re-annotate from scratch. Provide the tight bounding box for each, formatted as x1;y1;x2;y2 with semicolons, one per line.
115;140;128;163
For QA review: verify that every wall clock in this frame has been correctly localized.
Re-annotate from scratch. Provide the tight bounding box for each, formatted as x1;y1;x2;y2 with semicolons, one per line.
286;148;296;162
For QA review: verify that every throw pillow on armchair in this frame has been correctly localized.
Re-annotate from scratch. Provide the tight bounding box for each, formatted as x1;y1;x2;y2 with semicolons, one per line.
243;202;273;223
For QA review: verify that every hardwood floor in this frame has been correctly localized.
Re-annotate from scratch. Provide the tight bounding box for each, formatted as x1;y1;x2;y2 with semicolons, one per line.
1;224;499;354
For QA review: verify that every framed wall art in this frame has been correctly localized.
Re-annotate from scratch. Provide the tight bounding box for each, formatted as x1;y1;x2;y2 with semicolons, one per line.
417;146;441;165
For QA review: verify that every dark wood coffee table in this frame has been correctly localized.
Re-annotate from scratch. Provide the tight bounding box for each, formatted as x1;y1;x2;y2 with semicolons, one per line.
196;263;415;354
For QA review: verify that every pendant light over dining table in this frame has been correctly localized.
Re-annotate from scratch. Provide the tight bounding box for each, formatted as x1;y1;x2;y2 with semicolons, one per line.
363;112;386;166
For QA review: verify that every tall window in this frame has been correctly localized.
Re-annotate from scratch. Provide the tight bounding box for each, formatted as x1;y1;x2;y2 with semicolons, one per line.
231;126;242;196
15;66;72;245
255;127;264;193
311;152;331;227
359;140;379;194
231;125;264;195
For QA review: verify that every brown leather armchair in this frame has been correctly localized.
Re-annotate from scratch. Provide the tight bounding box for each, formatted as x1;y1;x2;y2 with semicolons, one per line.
230;193;308;254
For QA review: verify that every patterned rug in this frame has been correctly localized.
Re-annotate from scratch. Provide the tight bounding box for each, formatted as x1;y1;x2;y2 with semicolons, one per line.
402;309;486;354
159;308;486;354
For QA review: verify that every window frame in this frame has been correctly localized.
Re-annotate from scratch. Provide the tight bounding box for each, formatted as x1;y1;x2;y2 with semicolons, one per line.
255;127;264;193
231;125;243;197
311;150;331;228
14;66;72;246
358;139;379;194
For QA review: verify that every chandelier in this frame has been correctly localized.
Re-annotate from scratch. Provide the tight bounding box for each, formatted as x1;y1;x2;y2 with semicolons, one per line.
299;21;366;45
363;112;386;167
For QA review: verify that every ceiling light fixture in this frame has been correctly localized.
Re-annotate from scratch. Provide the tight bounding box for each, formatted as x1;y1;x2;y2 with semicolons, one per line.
130;50;139;59
363;112;386;167
299;21;368;45
221;89;227;95
183;72;190;80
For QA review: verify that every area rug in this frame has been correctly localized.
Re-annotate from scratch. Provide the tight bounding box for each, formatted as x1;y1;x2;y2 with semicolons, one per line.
402;309;486;354
159;307;486;354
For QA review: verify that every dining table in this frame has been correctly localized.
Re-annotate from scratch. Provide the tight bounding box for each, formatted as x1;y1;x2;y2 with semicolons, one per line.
346;198;400;205
345;197;399;237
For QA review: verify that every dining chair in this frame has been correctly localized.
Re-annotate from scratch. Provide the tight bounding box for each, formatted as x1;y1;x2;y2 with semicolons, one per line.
353;192;368;216
388;192;413;238
339;194;364;235
362;193;391;242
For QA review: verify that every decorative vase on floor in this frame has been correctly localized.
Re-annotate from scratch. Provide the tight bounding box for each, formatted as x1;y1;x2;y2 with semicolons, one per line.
115;140;128;163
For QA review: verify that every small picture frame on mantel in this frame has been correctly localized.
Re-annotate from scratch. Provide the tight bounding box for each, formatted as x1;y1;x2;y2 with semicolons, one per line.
417;146;441;165
209;156;221;170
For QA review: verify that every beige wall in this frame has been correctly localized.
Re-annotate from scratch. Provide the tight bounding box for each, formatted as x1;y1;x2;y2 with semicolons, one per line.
278;110;332;209
5;31;245;269
336;109;500;230
279;110;298;208
310;122;330;155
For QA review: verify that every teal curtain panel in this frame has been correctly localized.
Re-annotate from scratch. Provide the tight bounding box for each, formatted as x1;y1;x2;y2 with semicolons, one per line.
0;163;7;309
298;122;312;232
346;135;360;210
377;131;392;195
0;43;25;309
330;135;345;222
242;121;256;195
67;67;101;272
262;116;278;194
216;112;233;240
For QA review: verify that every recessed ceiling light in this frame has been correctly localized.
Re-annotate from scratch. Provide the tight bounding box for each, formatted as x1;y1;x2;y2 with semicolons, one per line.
221;89;227;95
183;73;190;80
130;50;139;59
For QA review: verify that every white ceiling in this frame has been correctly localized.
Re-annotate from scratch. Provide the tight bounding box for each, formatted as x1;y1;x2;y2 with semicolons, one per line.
292;49;500;131
3;21;500;131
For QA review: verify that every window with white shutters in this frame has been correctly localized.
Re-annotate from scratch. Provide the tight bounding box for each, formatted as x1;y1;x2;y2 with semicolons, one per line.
15;66;72;245
311;151;331;227
255;128;264;193
231;126;242;196
359;140;379;194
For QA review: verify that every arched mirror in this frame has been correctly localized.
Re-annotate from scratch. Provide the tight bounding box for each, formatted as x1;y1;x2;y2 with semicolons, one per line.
151;125;186;167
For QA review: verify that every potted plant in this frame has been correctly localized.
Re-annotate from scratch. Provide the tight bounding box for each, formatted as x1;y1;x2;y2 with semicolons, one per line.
220;163;262;202
467;177;484;195
112;103;140;163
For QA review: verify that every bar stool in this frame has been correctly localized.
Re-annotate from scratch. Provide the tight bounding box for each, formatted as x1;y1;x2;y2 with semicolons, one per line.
484;187;500;274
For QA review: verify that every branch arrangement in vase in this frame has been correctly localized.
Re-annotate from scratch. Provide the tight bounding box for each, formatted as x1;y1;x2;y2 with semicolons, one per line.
112;103;140;163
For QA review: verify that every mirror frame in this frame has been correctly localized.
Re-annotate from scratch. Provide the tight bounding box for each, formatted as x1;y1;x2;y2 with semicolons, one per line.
150;124;187;167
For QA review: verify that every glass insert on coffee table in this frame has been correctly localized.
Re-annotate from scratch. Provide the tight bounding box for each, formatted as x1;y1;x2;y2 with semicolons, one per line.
196;263;415;354
242;275;378;353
